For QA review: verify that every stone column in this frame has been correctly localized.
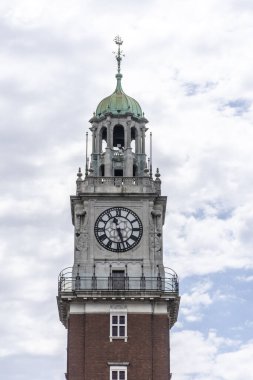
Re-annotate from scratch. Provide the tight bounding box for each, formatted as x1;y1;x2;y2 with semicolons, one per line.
141;125;146;154
89;125;97;154
136;126;141;154
126;117;132;148
106;117;112;148
124;148;133;176
104;147;112;176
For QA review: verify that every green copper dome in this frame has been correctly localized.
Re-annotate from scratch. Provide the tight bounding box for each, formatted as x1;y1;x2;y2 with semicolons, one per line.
96;73;142;118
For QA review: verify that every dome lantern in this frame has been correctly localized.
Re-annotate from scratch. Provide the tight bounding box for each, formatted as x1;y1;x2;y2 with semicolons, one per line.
95;36;143;118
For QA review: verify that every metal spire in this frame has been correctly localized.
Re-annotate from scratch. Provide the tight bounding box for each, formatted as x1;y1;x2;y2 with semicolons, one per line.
113;35;124;74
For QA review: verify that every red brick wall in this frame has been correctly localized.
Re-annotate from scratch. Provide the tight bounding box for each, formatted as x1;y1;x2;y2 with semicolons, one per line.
67;312;170;380
67;314;85;380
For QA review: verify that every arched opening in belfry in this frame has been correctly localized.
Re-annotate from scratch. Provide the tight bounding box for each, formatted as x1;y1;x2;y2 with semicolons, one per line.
131;126;136;152
133;164;137;177
113;125;124;148
100;127;107;152
100;164;105;177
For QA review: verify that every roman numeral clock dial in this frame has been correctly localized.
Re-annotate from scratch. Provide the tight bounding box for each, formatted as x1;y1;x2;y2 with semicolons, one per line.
94;207;143;252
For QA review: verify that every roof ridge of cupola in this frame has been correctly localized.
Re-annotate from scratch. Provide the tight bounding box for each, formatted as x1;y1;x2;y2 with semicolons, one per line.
95;36;143;119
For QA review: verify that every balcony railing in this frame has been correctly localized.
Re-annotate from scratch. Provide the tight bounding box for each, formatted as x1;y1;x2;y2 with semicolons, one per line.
58;272;179;295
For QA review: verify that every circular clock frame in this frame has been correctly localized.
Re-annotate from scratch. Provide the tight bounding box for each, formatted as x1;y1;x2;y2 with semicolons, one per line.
94;207;143;252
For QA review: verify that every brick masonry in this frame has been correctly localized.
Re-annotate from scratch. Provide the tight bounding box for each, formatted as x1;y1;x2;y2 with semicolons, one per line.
67;312;170;380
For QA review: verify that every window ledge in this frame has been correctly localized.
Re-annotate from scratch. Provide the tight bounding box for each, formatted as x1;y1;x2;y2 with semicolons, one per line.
110;336;128;342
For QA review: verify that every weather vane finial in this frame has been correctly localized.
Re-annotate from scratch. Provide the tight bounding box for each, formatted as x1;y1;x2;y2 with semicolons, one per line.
113;35;124;74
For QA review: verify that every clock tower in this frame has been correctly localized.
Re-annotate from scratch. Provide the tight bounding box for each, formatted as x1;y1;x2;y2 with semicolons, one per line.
57;37;180;380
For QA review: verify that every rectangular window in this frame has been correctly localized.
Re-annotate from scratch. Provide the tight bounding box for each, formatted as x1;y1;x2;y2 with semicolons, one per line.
110;366;127;380
110;313;127;342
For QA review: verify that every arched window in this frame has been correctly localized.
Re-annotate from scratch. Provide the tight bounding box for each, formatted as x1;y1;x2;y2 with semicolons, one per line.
113;125;124;148
133;164;137;177
100;164;105;177
131;126;136;152
100;127;107;152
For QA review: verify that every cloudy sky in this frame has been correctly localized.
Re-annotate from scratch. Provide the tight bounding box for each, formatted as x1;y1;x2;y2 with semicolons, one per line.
1;0;253;379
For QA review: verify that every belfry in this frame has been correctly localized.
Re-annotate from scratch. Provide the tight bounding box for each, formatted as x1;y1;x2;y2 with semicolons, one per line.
57;37;180;380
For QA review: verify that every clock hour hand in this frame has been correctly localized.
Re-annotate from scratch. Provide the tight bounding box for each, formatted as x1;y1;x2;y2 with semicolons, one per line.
116;227;124;244
112;217;124;244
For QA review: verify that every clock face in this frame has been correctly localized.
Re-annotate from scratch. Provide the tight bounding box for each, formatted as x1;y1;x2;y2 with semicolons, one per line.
94;207;143;252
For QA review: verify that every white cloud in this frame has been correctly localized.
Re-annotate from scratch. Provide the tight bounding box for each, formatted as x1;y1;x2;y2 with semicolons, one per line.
0;298;65;358
171;330;253;380
214;341;253;379
180;280;213;322
164;199;253;277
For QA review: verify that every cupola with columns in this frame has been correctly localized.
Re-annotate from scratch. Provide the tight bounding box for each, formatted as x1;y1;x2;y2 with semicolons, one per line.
89;36;148;178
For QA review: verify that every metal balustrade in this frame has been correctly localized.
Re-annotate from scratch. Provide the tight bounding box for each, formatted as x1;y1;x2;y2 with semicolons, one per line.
57;267;180;327
58;272;179;295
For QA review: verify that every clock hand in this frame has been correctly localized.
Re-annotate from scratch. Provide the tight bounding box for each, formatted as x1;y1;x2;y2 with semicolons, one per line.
116;227;124;244
112;218;124;244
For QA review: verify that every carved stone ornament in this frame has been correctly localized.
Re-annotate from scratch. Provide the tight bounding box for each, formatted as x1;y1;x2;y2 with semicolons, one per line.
150;209;162;254
75;206;87;232
110;304;127;311
75;233;86;251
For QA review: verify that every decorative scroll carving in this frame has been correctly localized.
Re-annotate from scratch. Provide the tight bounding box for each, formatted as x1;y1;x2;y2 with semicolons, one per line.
106;119;111;127
75;205;88;256
110;304;127;311
75;207;87;232
75;232;88;251
150;209;163;255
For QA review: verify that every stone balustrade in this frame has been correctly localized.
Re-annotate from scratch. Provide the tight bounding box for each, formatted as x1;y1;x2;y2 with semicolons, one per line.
76;176;161;194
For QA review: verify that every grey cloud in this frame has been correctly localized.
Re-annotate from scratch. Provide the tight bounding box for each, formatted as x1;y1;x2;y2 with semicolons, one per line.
0;15;82;57
220;98;252;116
183;81;217;96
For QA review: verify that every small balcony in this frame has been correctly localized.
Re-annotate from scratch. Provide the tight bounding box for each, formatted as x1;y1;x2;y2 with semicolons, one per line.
57;267;180;328
58;268;179;296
